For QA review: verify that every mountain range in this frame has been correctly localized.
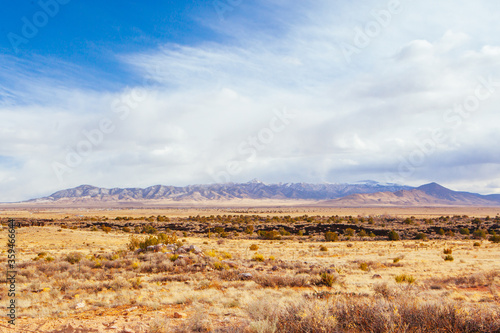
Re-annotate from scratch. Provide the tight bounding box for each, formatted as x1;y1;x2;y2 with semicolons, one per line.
21;181;500;207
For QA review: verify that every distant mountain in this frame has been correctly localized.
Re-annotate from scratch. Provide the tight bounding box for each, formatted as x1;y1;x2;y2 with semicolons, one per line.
22;181;500;207
321;182;500;206
28;181;412;203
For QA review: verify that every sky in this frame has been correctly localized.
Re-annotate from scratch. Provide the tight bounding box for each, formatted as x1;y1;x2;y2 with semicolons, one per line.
1;0;500;201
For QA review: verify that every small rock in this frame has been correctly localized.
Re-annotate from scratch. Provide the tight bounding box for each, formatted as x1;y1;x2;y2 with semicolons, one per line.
173;312;186;318
75;301;85;309
372;274;382;279
222;260;238;268
271;266;279;271
190;245;202;254
239;273;253;279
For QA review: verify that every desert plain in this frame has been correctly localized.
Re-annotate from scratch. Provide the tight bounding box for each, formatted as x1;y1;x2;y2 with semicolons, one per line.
0;206;499;333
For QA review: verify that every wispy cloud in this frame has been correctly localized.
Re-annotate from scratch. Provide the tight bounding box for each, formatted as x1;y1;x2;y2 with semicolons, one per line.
1;1;500;201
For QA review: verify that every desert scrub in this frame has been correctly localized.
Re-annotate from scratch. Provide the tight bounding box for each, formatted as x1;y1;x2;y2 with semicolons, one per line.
415;233;427;240
319;272;337;287
490;235;500;243
324;231;339;242
241;296;500;333
249;244;258;251
443;248;452;254
252;253;265;262
258;230;281;240
459;228;470;235
388;230;400;241
444;255;454;261
319;245;328;252
359;262;369;271
395;274;416;284
213;262;227;270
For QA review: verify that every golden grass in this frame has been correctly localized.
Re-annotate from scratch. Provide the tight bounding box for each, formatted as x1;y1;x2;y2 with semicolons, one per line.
0;208;499;332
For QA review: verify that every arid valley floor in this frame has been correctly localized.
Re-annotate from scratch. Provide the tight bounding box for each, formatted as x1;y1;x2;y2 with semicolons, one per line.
1;206;499;332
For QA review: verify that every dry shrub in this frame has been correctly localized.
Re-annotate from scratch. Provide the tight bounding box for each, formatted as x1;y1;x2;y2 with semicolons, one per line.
151;274;191;282
218;270;242;281
177;304;213;332
430;271;499;288
242;296;500;333
254;273;311;288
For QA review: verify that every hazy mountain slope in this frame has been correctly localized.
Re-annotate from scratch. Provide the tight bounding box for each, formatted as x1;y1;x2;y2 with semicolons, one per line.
320;183;500;206
30;181;412;203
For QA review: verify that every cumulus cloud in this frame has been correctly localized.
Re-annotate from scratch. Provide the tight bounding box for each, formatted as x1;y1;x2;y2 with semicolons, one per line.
1;0;500;201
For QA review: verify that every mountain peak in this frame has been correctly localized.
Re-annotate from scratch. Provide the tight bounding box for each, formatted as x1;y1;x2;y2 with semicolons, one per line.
417;182;450;192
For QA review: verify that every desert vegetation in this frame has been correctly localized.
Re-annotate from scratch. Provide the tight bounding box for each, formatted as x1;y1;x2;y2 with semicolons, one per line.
0;210;499;332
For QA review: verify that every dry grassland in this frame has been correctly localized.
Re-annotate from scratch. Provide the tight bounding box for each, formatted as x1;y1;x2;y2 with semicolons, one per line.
0;209;499;332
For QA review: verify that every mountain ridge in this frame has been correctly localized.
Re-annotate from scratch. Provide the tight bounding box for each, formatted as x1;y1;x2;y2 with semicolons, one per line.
20;181;500;207
30;181;412;203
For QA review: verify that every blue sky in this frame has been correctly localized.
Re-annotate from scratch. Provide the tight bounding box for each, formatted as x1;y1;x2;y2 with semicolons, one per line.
1;0;500;201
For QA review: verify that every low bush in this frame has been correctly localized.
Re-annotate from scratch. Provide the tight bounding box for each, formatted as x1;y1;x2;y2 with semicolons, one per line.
459;228;470;235
257;230;281;240
252;253;265;262
242;297;500;333
324;231;339;242
395;274;415;284
489;235;500;243
388;230;400;241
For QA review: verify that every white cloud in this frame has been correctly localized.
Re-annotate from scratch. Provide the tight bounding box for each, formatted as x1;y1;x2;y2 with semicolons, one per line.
2;0;500;201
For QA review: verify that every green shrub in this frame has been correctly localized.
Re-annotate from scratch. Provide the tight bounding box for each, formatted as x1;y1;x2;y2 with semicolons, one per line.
459;228;470;235
245;225;254;234
388;230;400;241
415;233;427;240
279;227;291;236
345;228;355;236
473;229;487;239
141;225;157;234
258;230;281;240
438;228;445;235
489;235;500;243
324;231;339;242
